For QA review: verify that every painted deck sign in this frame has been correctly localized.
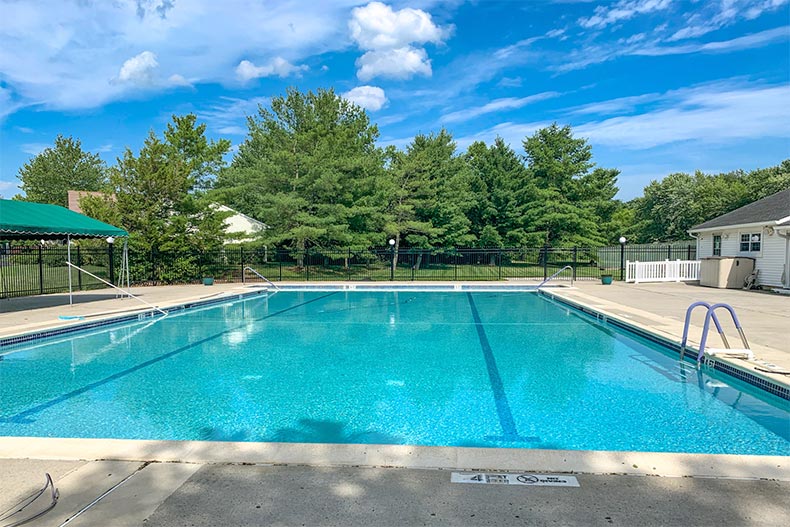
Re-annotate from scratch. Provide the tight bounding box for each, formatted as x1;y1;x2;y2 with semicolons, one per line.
451;472;579;487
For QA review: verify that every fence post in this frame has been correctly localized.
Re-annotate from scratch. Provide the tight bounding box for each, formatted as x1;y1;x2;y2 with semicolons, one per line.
572;247;577;281
542;245;548;280
279;251;283;281
306;250;310;281
348;248;352;281
687;244;692;260
240;246;245;283
498;249;502;280
38;245;44;295
667;245;671;260
454;250;458;281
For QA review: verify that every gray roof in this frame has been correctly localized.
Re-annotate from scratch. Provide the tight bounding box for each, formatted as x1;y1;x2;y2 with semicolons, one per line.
691;187;790;230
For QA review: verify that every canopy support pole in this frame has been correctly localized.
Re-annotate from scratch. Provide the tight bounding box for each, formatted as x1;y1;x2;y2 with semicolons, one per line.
67;235;73;306
123;239;130;292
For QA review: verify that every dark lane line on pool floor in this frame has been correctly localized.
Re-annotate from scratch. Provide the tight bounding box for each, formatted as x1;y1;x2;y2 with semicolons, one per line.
465;293;540;444
0;292;340;424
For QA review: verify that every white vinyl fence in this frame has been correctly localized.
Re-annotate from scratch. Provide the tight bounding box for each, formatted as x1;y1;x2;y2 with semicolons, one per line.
626;259;700;283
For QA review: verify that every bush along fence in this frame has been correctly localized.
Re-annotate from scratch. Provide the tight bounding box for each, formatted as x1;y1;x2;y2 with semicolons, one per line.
0;243;696;299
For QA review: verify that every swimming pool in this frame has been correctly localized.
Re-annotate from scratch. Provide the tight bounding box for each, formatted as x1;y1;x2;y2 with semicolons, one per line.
1;290;788;455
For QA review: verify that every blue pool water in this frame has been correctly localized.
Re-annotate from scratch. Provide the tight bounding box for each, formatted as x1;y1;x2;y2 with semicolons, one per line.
1;291;788;455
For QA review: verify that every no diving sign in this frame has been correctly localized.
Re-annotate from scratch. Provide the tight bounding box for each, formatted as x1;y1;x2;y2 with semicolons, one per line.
451;472;579;487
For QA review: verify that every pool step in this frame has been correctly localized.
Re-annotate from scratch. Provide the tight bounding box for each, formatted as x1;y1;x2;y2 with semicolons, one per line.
704;348;754;361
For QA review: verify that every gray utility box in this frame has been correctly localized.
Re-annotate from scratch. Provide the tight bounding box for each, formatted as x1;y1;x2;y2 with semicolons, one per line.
699;256;755;288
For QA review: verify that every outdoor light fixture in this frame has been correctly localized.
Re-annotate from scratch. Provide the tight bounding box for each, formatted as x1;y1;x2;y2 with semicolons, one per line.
388;238;395;246
106;237;115;244
619;236;627;281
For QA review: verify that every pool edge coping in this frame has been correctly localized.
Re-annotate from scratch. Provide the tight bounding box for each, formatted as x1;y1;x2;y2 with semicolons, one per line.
0;437;787;480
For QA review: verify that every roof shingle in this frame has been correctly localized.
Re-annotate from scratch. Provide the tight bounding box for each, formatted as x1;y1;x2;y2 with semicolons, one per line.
690;187;790;230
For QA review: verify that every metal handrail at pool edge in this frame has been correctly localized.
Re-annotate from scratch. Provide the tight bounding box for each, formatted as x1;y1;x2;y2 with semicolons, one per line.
242;266;280;291
65;262;168;317
537;265;574;289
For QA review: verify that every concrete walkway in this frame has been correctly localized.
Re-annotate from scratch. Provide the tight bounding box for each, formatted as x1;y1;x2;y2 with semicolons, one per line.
2;460;789;527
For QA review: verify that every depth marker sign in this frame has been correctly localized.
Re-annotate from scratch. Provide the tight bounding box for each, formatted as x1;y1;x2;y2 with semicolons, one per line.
451;472;579;487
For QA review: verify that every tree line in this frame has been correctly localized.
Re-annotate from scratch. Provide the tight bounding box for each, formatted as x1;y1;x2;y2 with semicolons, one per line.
14;87;790;253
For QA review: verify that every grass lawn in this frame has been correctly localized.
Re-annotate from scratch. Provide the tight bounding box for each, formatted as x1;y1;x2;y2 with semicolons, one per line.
0;263;110;297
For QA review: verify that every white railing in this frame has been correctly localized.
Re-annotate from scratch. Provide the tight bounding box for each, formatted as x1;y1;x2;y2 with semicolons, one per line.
626;259;700;283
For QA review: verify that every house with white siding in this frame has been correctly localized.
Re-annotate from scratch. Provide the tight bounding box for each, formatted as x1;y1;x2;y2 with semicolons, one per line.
212;204;267;244
689;188;790;289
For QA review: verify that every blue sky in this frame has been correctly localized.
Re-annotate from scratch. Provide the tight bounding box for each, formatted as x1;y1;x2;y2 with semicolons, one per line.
1;0;788;200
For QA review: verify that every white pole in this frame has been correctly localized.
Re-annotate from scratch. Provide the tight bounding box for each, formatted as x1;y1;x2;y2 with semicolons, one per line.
67;235;73;305
124;239;130;291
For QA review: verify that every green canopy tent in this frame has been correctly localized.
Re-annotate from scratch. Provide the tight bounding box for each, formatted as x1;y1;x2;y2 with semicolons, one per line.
0;199;129;304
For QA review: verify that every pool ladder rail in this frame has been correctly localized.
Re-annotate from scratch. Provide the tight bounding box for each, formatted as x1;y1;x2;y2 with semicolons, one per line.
242;266;280;291
680;301;753;364
537;265;574;289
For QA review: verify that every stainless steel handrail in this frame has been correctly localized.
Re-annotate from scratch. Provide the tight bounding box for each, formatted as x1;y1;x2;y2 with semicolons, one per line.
537;265;574;289
243;266;280;290
0;473;59;527
65;262;168;317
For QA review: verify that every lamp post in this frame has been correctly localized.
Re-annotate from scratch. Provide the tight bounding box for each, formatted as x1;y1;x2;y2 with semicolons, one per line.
619;236;627;281
389;239;396;281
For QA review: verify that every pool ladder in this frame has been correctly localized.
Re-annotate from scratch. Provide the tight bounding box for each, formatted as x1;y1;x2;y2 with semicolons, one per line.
680;301;753;364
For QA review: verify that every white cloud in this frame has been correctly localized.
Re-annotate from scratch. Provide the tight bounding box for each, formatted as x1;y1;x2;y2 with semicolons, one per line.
634;26;789;56
235;57;308;82
117;51;158;84
349;1;451;81
454;121;553;150
497;77;523;88
342;85;388;111
0;1;354;115
441;92;561;123
95;143;114;153
217;126;247;135
578;0;672;29
21;143;50;155
198;95;269;135
574;83;790;149
356;47;432;81
554;25;789;72
745;0;790;19
569;93;660;115
668;0;789;41
167;74;192;87
349;2;448;49
14;126;35;134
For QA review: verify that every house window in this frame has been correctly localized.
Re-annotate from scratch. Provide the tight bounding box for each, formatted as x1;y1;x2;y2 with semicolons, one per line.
713;235;721;256
740;233;761;252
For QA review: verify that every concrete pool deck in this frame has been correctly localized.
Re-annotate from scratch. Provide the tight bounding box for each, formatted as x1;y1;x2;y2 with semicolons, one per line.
1;280;788;525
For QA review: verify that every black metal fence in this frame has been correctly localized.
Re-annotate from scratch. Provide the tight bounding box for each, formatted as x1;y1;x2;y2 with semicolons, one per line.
0;243;696;299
